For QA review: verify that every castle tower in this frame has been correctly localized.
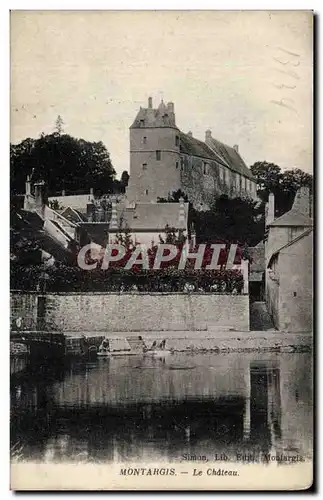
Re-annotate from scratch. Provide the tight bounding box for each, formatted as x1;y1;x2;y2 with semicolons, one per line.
126;97;182;203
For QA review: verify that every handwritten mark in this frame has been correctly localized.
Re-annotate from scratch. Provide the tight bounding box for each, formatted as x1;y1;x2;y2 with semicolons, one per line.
273;57;289;65
277;47;300;58
275;68;300;80
270;99;298;113
273;83;296;90
273;57;300;67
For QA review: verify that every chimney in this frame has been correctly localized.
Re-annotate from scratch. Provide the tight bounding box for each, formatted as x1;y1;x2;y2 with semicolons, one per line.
292;186;311;217
205;129;212;141
148;96;153;109
61;189;65;196
266;193;275;226
233;144;239;153
187;131;193;138
34;180;46;215
25;175;31;196
110;200;118;229
178;197;186;228
167;102;174;113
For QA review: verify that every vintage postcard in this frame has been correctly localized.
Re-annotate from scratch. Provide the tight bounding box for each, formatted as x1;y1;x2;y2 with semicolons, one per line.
10;10;313;491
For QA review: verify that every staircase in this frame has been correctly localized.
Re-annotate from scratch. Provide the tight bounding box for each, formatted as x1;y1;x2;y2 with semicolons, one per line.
250;301;276;331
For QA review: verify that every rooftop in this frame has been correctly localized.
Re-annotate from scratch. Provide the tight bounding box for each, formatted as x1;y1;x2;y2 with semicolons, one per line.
117;202;189;231
268;209;313;227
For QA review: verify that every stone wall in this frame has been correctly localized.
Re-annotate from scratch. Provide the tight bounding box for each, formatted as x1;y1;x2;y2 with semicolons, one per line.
48;194;93;210
278;231;313;332
127;127;182;203
10;292;250;333
11;293;39;331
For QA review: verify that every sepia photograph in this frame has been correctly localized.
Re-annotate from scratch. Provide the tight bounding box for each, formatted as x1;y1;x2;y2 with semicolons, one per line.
9;10;313;490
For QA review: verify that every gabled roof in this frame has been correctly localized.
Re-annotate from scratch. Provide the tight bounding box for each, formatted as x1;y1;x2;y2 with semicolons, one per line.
118;202;189;231
207;137;255;180
130;105;176;129
268;209;313;227
179;132;223;163
179;131;255;180
267;228;313;268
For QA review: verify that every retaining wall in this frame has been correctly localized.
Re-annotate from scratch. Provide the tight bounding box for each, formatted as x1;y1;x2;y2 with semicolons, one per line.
10;291;250;332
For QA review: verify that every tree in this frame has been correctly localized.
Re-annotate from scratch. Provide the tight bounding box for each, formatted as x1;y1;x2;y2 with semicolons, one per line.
159;225;186;245
157;189;189;203
250;162;313;216
55;115;64;135
195;195;265;246
10;133;116;196
120;170;130;189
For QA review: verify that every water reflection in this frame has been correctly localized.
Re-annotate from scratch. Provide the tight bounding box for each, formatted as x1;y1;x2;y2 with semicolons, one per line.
10;353;313;464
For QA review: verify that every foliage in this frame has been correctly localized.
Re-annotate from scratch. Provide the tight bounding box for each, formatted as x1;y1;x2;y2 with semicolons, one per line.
157;189;264;246
55;115;64;135
250;162;313;216
10;263;244;294
114;217;134;248
159;225;187;245
49;199;63;210
10;132;116;196
120;170;130;189
195;195;265;246
157;189;189;203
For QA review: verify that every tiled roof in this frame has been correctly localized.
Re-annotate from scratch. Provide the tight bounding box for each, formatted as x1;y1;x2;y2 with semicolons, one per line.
207;137;255;180
78;202;189;246
179;132;255;180
179;132;221;163
130;105;176;128
269;209;313;227
118;202;189;231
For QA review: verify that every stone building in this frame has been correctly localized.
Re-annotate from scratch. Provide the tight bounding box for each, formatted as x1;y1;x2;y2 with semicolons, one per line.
77;198;190;249
126;97;258;209
265;187;313;332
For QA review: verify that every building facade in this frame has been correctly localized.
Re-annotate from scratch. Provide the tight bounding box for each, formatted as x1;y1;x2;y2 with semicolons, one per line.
126;97;258;209
265;187;313;332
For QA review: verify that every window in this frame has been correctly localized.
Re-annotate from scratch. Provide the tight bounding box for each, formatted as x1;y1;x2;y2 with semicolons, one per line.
143;136;147;144
140;120;145;127
181;158;184;172
142;163;147;170
239;175;242;190
156;150;161;161
145;189;149;195
244;177;247;190
176;161;179;169
203;162;208;175
175;135;179;147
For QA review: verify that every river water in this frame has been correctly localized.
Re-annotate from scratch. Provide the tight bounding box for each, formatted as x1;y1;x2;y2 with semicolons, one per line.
10;352;313;465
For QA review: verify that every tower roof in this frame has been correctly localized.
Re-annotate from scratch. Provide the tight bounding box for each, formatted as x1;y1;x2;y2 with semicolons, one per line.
130;99;177;129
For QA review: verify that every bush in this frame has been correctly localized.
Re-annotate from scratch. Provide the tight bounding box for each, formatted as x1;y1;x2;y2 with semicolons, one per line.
10;263;244;294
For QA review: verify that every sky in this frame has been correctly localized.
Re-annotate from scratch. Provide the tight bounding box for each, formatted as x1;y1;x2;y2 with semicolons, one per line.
10;10;313;176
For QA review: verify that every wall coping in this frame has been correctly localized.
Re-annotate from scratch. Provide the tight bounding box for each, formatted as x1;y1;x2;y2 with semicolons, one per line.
11;289;248;297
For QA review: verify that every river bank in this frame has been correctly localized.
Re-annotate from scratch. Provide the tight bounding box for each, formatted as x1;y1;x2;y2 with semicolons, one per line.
64;330;312;355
